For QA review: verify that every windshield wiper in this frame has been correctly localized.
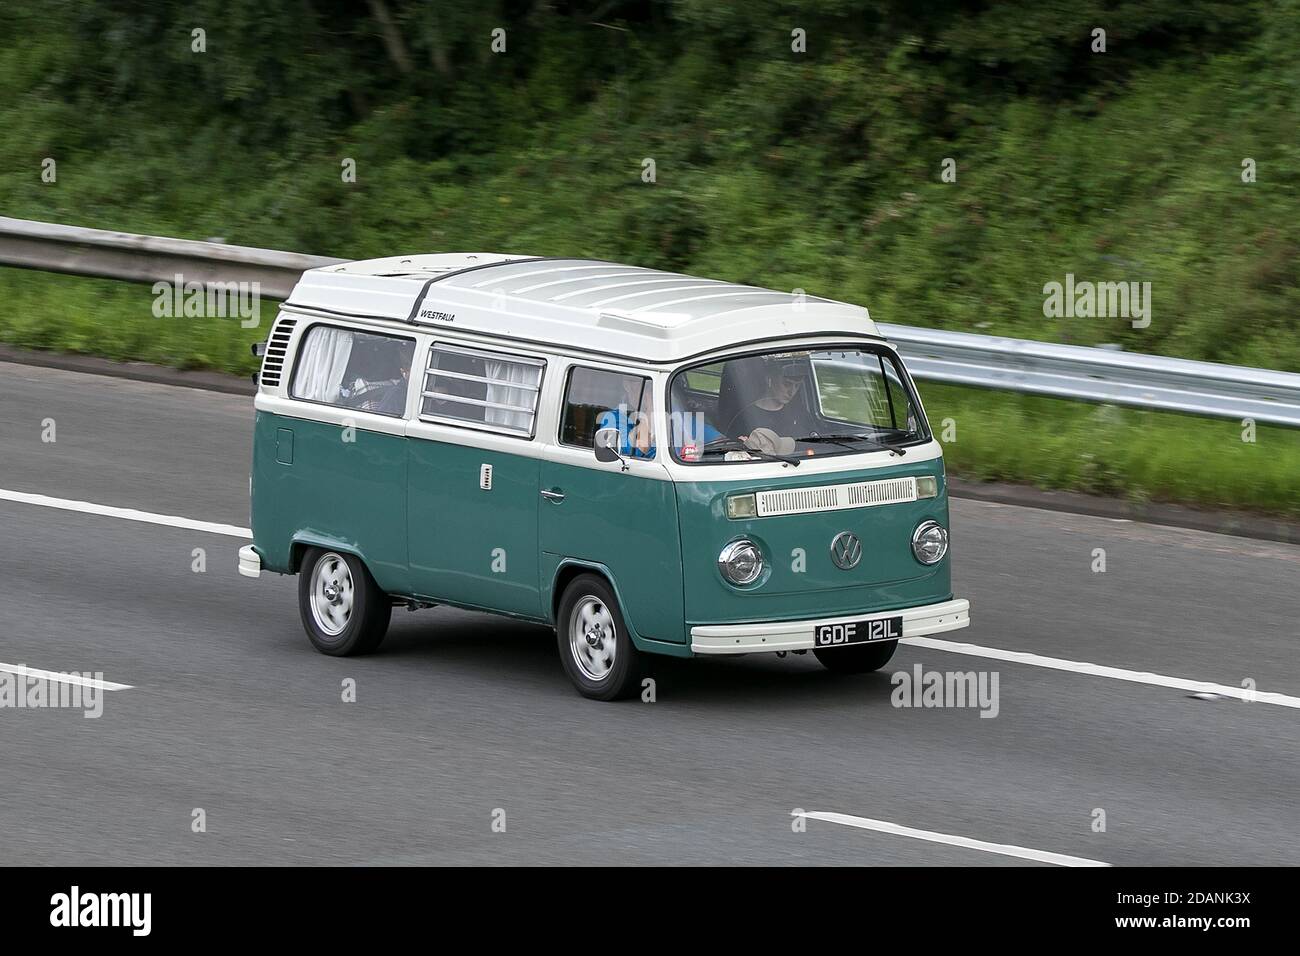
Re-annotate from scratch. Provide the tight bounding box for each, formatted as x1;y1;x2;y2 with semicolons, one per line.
796;432;906;457
702;437;801;466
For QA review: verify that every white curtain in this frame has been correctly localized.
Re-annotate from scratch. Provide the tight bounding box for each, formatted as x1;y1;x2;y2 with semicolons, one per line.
484;359;541;431
294;328;354;402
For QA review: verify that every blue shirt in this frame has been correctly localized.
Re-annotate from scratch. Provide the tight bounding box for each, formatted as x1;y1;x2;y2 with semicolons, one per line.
598;409;723;459
672;413;722;453
598;409;655;459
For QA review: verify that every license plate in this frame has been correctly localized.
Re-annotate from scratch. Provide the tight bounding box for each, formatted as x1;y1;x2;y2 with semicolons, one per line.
814;616;902;647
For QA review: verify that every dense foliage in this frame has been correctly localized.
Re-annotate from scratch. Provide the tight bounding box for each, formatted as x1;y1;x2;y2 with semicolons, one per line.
3;0;1296;368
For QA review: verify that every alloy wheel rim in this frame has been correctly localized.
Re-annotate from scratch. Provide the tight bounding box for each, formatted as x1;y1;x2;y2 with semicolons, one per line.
569;596;616;681
310;553;354;637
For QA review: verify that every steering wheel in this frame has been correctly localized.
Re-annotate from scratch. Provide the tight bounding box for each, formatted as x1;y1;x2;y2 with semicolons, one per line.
720;400;761;438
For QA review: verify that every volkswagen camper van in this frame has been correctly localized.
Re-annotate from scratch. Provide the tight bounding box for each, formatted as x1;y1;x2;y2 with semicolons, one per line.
240;254;970;699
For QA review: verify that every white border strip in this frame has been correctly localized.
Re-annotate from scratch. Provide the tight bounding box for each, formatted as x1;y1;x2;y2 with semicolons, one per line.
796;811;1110;867
902;635;1300;709
0;662;132;691
0;489;251;539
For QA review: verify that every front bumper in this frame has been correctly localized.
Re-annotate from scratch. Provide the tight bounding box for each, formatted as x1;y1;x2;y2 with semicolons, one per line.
690;598;969;655
238;545;262;578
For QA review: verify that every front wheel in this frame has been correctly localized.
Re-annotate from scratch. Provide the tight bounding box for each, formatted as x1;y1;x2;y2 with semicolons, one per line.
556;574;643;701
298;548;391;656
813;640;898;674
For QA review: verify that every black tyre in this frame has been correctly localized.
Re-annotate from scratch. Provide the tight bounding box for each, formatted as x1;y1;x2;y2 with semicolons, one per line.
813;639;898;674
556;574;644;701
298;548;391;656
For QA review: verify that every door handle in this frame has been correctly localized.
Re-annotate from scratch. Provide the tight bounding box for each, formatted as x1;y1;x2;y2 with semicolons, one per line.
540;488;566;503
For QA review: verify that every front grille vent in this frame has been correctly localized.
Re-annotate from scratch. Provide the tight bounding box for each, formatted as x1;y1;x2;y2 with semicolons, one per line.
756;477;917;517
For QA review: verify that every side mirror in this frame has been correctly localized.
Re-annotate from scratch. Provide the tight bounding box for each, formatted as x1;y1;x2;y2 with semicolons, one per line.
593;426;623;464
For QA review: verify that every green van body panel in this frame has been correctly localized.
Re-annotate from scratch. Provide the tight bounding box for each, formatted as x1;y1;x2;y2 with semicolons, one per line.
253;409;953;656
251;410;411;594
539;460;686;646
407;436;542;618
539;555;692;656
675;458;952;629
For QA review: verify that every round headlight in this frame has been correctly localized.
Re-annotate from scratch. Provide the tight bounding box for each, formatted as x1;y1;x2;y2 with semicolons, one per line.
911;520;948;565
718;539;764;586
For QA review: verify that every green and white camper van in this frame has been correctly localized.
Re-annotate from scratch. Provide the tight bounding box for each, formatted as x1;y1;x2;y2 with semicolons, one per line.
240;254;970;699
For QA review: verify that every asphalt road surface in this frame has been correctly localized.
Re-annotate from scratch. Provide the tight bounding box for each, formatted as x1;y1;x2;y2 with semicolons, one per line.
1;362;1296;865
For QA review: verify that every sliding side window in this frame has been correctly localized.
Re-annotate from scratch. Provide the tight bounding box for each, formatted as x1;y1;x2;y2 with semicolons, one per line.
420;344;545;438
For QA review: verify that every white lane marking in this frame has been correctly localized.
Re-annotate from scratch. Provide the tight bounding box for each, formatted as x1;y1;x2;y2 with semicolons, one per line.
902;635;1300;710
0;488;250;539
796;811;1110;867
0;662;132;691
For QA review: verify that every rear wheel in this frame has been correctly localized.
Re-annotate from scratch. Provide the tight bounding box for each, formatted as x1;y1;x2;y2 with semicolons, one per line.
813;640;898;674
556;574;643;701
298;548;391;656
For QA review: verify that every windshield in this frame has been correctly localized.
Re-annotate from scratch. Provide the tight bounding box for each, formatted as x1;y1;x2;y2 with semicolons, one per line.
667;346;929;463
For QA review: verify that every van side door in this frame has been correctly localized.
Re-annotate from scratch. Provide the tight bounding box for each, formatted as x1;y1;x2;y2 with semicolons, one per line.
538;364;685;645
406;342;545;618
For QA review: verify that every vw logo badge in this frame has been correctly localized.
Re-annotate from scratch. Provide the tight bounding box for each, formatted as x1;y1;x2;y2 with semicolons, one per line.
830;531;862;570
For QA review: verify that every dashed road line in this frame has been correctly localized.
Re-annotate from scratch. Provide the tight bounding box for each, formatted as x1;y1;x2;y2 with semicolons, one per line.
902;635;1300;709
0;662;132;691
0;488;250;538
796;811;1110;866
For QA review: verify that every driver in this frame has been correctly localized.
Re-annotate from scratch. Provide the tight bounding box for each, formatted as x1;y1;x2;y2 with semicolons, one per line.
732;358;808;440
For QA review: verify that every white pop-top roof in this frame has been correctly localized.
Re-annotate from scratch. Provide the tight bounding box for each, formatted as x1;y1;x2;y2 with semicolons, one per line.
284;254;879;364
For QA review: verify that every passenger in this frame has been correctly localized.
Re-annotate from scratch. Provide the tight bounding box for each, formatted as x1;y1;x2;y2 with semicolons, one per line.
598;375;655;458
668;378;722;460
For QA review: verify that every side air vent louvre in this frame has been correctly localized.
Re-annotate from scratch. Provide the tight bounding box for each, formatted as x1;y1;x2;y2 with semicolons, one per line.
258;317;298;389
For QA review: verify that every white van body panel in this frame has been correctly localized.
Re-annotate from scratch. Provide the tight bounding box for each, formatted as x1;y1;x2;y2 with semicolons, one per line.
284;255;879;364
